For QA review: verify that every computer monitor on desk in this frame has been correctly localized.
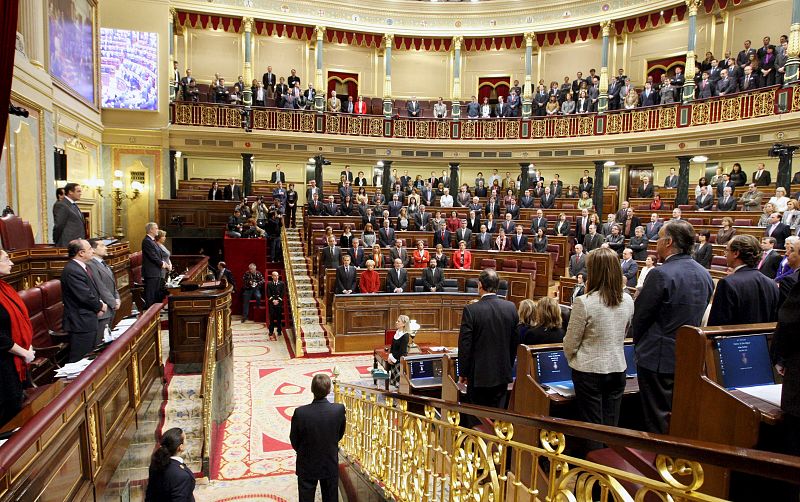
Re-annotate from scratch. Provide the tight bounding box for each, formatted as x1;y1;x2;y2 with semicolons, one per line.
534;350;574;396
407;356;444;388
715;334;776;390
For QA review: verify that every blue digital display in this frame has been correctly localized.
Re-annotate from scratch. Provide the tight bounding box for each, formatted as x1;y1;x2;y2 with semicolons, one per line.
716;335;774;390
535;350;572;384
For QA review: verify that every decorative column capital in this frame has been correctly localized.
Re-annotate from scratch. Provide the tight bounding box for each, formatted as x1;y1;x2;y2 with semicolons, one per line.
524;32;535;47
243;17;253;33
383;33;394;47
600;20;612;37
685;0;701;16
169;7;177;21
452;36;463;49
315;25;326;40
789;23;800;58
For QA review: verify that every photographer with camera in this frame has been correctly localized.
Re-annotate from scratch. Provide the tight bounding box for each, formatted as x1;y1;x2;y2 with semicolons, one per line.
226;209;245;238
241;263;265;323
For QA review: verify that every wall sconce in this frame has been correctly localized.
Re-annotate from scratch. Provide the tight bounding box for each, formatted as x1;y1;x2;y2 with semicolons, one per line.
86;177;106;197
109;171;144;239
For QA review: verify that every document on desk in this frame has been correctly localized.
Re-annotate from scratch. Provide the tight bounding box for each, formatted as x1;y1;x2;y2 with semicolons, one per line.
738;384;782;407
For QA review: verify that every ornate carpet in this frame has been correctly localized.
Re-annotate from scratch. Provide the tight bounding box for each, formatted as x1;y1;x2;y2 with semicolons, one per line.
208;321;374;484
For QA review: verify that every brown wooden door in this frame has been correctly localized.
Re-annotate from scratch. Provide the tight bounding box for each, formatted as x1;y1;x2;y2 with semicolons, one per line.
628;165;654;198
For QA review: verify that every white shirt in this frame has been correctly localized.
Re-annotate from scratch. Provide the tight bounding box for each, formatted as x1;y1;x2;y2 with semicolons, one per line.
769;196;789;212
440;194;453;207
636;266;653;289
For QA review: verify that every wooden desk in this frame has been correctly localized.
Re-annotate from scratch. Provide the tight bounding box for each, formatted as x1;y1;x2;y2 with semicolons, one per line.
333;293;470;352
373;344;453;390
168;283;233;372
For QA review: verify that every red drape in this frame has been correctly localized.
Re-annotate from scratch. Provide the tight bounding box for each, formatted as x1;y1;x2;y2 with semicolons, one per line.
0;0;20;150
477;77;510;104
327;71;358;101
646;55;686;82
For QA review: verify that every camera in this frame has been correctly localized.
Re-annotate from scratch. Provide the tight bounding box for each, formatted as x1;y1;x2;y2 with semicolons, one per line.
239;106;252;132
9;105;29;118
768;144;797;157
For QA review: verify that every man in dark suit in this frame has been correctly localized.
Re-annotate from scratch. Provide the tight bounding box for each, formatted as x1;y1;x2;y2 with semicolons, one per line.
530;209;549;235
569;244;587;277
321;237;341;270
387;194;403;217
323;196;339;217
290;374;345;502
752;163;771;186
334;254;358;294
639;82;657;106
695;186;714;211
262;66;276;96
484;197;500;219
633;220;714;434
500;214;515;235
765;213;791;249
340;165;354;183
540;187;555;209
415;205;432;231
583;225;605;252
422;258;445;292
216;261;236;291
663;168;679;189
433;225;452;249
637;176;654;198
510;226;528;252
208;181;223;200
697;72;713;99
267;271;285;337
458;269;519;409
53;182;86;247
619;208;641;238
621;248;638;287
454;220;471;249
305;180;320;202
61;239;105;362
141;222;167;308
87;239;120;345
737;40;756;67
708;235;779;326
307;193;323;216
715;69;737;96
715;174;735;198
349;238;366;268
406;97;421;117
717;187;737;211
378;220;396;248
475;225;492;250
575;209;591;244
645;213;663;240
758;237;782;279
519;189;535;209
389;239;409;267
270;165;286;183
386;258;408;292
507;91;521;117
223;178;242;201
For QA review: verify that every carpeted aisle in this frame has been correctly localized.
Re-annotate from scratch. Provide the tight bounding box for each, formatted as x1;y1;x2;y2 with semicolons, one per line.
194;318;374;502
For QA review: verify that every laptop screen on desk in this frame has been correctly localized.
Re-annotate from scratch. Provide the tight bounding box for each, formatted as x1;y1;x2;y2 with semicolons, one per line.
716;334;775;390
409;358;443;380
535;350;572;384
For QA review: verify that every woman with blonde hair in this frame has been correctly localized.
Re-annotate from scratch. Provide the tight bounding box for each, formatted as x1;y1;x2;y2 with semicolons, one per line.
388;315;411;387
563;247;634;428
522;296;564;345
370;244;385;268
516;299;537;343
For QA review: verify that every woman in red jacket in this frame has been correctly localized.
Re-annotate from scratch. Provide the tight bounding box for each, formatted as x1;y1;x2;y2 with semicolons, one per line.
649;193;663;210
452;240;472;270
412;240;430;268
359;259;381;293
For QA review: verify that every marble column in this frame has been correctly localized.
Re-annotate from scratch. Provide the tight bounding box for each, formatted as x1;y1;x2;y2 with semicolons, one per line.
17;0;45;67
314;26;326;112
522;32;534;118
451;36;463;119
242;153;253;197
675;156;692;206
242;17;254;106
382;160;393;200
448;162;460;195
383;34;394;117
682;0;701;103
169;150;178;199
592;161;606;219
785;0;800;84
598;20;611;114
168;8;176;101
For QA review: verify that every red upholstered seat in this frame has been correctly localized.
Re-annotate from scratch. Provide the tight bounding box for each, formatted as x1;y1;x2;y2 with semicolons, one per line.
561;203;575;209
709;234;717;244
129;251;143;285
19;285;67;384
370;98;383;115
687;218;703;226
40;280;64;334
480;258;497;269
311;222;324;230
500;259;518;272
734;218;751;226
679;204;694;211
328;222;341;230
0;215;36;250
384;329;397;346
519;261;537;280
547;244;560;266
711;255;728;271
710;218;723;225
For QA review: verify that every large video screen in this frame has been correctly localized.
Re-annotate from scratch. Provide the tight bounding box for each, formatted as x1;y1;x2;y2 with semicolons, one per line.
100;28;158;111
48;0;96;105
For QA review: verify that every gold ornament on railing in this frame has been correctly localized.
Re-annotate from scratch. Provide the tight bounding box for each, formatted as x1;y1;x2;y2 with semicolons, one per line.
656;455;705;491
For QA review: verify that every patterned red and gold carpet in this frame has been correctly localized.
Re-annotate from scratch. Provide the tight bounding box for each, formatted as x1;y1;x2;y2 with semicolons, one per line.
194;320;374;502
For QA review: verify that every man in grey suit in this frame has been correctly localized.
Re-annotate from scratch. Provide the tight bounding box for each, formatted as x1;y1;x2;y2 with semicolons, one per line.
455;220;472;249
633;220;713;434
738;183;764;211
621;248;638;287
386;258;408;293
475;225;492;250
583;225;605;251
466;96;480;118
88;239;121;344
389;239;409;267
321;237;341;270
568;244;587;278
53;183;86;247
406;96;421;117
663;168;679;189
414;205;431;231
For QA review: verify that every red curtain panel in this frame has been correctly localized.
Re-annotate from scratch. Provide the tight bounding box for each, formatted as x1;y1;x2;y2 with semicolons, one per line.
646;55;686;82
1;0;20;149
478;77;510;104
327;71;359;100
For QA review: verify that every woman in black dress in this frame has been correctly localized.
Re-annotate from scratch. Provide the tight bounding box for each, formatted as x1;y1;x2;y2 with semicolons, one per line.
533;228;548;253
0;250;36;427
285;183;298;228
693;230;713;269
388;315;410;387
145;427;195;502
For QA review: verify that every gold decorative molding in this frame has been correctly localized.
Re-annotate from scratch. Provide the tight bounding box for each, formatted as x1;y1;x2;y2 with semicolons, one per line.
243;16;253;32
601;20;612;37
524;32;535;47
131;356;140;406
382;33;394;47
685;50;697;79
315;25;326;40
686;0;701;16
789;23;800;59
87;406;99;465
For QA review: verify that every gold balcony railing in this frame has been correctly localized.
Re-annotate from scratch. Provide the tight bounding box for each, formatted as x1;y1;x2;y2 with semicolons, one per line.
280;226;305;356
334;383;800;502
170;85;797;141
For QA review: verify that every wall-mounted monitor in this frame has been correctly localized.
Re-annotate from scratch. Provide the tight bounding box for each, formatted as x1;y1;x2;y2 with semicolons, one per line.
100;28;158;111
48;0;97;105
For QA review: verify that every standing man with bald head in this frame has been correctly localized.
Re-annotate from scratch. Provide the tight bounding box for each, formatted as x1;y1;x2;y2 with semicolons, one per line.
61;239;106;362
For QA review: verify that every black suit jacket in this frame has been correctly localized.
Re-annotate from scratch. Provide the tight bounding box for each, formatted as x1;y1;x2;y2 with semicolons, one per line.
530;217;549;234
144;458;196;502
540;194;555;209
52;199;86;247
262;72;276;90
759;250;782;279
290;399;346;480
695;193;714;210
208;188;223;200
752;170;771;186
475;232;492;250
458;294;519;388
267;280;285;303
693;243;713;269
766;223;792;249
322;246;341;269
510;234;528;251
638;183;654;198
348;247;365;268
60;260;103;333
335;265;358;293
270;171;286;183
717;195;737;211
223;184;242;201
141;236;164;279
707;267;779;326
422;267;444;292
663;175;679;188
386;268;408;292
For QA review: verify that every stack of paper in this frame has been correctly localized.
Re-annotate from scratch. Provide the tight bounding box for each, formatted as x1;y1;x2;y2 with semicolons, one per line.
104;318;137;343
54;359;93;379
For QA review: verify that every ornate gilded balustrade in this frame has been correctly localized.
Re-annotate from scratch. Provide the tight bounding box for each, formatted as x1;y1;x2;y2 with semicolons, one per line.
170;85;797;141
334;383;800;501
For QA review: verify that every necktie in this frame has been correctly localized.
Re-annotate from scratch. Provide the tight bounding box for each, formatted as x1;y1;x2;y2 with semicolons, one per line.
758;251;768;269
